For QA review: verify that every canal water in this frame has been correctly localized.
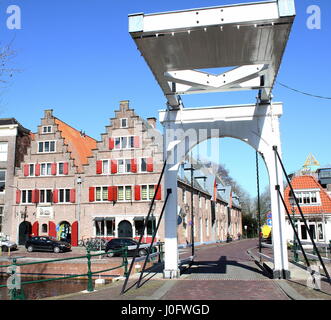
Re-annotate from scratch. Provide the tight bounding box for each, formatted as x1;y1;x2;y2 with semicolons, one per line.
0;276;110;300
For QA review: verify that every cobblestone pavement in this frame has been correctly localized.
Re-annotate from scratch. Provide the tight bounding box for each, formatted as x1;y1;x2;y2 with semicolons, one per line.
50;239;291;300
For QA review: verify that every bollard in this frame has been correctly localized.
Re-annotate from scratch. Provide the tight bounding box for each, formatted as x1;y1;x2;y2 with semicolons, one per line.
86;249;94;292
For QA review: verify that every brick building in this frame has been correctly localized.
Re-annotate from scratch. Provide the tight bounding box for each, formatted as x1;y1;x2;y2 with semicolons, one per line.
9;101;242;246
12;109;97;245
0;119;31;236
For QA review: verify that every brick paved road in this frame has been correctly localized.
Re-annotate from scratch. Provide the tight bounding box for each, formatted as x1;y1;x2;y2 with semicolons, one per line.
164;239;289;300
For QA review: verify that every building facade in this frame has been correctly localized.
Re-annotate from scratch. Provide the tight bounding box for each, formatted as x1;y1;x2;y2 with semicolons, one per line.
8;102;242;246
284;175;331;244
0;119;31;237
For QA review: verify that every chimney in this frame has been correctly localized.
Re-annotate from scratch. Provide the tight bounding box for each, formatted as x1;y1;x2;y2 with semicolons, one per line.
147;117;157;128
119;100;129;112
44;109;53;119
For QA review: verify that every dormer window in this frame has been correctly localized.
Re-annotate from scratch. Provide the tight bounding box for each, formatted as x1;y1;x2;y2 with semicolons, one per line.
120;118;128;128
42;126;52;134
294;190;320;206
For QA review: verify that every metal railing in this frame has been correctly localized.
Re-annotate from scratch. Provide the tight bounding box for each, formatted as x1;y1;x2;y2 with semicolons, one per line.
0;243;162;300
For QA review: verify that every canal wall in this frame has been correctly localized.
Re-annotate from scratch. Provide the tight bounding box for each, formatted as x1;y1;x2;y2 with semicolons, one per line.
0;258;155;279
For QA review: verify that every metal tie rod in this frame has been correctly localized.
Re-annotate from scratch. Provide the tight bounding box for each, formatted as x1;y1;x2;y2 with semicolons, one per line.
121;160;168;295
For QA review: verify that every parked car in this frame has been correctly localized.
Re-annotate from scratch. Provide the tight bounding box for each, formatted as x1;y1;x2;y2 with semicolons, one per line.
105;238;156;257
25;236;71;253
0;236;17;252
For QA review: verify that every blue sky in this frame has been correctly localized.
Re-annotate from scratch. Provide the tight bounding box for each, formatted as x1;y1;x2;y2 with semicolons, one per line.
0;0;330;198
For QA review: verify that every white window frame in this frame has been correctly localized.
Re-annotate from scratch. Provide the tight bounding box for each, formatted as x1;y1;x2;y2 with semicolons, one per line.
94;218;116;237
58;188;71;203
57;162;65;175
38;140;56;153
101;159;110;175
28;163;35;177
114;158;132;174
39;189;53;204
113;135;135;150
0;142;8;161
117;185;133;202
40;163;52;176
294;189;321;206
140;157;148;173
140;184;155;201
42;126;52;134
95;186;109;202
21;189;33;204
120;118;128;128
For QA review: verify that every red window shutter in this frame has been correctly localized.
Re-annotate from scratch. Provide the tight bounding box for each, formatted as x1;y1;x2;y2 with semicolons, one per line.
70;189;76;203
108;186;113;201
51;163;57;175
89;187;95;202
131;159;137;173
32;189;39;203
96;160;102;174
134;185;141;201
63;162;69;175
48;221;56;238
16;189;21;204
155;184;161;200
53;189;58;203
23;164;29;176
32;222;39;236
111;160;117;174
109;137;114;150
35;163;40;176
134;136;140;148
113;186;118;201
147;158;153;172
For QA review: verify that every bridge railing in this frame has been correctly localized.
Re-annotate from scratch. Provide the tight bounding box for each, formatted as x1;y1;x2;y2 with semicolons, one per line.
0;242;164;300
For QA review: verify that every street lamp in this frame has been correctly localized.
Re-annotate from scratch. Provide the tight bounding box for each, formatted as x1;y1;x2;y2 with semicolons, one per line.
289;193;299;262
244;225;248;239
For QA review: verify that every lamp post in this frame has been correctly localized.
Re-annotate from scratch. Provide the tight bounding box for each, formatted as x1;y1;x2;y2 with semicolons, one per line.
244;225;248;239
289;194;299;262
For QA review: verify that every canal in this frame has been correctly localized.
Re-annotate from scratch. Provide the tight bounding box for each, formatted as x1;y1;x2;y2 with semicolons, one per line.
0;276;110;300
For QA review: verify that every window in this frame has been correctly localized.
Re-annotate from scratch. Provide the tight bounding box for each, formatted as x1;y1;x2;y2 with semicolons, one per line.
317;223;324;240
118;159;124;173
140;158;147;172
0;170;5;192
147;218;156;236
38;141;56;153
0;142;8;161
113;136;135;149
141;185;155;201
29;164;35;176
39;189;53;203
0;206;3;233
95;187;108;202
294;190;320;206
117;186;132;201
41;163;52;176
199;196;202;208
206;218;209;236
95;219;115;237
22;190;33;204
59;189;71;203
102;160;109;174
58;162;64;175
120;118;128;128
42;126;52;134
125;159;131;173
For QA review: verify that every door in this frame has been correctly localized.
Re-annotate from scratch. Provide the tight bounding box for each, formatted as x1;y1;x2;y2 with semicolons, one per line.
18;221;32;245
117;220;133;238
